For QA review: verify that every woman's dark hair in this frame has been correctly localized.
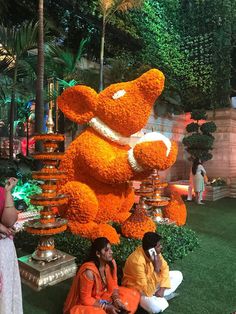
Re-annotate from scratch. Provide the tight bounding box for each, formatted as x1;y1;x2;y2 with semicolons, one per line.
142;232;162;251
85;237;114;274
192;158;201;175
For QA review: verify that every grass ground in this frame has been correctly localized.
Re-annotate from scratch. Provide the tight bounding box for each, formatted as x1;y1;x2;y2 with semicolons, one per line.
21;198;236;314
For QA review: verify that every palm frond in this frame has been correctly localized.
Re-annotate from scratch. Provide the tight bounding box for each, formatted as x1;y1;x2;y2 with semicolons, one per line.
117;0;143;12
99;0;114;15
14;21;38;57
56;78;78;89
0;55;14;72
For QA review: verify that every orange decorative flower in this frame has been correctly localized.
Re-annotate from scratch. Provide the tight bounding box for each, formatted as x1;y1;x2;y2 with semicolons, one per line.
91;224;120;245
30;197;68;206
38;245;55;251
40;218;56;224
34;134;65;142
26;225;67;235
134;141;178;171
41;167;59;174
121;208;156;239
43;142;58;149
32;152;64;160
59;181;98;222
68;221;98;238
41;184;57;191
162;191;187;226
32;172;66;180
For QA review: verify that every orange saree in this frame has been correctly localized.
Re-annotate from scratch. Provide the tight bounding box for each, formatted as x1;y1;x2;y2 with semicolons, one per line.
64;260;139;314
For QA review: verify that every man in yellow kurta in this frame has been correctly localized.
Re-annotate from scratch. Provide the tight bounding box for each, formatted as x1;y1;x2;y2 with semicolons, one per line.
122;232;183;313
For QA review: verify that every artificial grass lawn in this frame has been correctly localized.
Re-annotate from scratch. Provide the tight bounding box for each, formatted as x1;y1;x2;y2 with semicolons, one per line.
21;198;236;314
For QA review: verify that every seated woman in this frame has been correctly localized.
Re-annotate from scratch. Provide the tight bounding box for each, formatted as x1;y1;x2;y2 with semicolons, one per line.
64;237;140;314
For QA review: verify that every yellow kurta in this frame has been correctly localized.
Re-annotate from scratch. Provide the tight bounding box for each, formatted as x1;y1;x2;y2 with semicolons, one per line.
122;246;171;297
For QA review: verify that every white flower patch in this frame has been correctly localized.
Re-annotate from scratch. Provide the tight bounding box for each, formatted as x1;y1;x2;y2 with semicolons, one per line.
112;89;126;99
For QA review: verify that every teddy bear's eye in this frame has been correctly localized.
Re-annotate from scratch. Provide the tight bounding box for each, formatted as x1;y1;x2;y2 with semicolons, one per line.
112;89;126;99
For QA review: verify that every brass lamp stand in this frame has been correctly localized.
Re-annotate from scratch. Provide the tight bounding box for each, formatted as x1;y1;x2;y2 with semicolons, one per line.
18;105;77;291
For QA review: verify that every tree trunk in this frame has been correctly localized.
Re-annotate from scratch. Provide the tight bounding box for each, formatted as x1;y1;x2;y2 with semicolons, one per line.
9;66;17;160
35;0;45;150
99;16;106;92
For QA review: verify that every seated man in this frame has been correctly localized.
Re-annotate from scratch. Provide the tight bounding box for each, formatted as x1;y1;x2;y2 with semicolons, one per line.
122;232;183;313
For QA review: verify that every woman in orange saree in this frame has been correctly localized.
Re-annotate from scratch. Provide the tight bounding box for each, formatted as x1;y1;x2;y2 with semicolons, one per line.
64;237;140;314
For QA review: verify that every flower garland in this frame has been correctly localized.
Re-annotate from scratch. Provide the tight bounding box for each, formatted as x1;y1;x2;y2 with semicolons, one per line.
43;142;58;150
32;172;66;180
37;245;55;251
26;225;67;235
40;218;56;224
162;192;187;226
30;198;68;206
32;153;64;160
34;134;64;142
41;184;57;191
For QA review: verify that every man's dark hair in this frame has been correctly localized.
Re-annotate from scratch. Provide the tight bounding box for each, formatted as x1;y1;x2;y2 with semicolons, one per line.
142;232;162;251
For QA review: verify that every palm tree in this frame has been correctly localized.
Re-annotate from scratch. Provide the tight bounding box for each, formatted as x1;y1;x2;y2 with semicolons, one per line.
98;0;143;91
35;0;45;142
0;21;38;159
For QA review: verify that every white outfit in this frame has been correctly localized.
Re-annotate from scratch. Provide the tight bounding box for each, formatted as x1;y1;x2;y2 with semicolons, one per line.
193;164;206;193
187;170;193;201
0;237;23;314
140;271;183;313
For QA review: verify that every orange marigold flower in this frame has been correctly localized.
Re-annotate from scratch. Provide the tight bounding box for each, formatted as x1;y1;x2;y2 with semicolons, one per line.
68;221;98;238
34;134;65;142
91;224;120;245
162;191;187;226
37;245;55;251
121;208;155;239
26;225;67;235
40;218;56;224
59;181;98;222
134;141;178;171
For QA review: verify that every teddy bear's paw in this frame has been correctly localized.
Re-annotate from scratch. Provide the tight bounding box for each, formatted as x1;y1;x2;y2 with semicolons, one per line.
131;139;178;172
59;181;98;222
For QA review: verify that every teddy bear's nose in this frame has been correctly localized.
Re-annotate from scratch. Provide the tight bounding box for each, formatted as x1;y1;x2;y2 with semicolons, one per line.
136;69;165;96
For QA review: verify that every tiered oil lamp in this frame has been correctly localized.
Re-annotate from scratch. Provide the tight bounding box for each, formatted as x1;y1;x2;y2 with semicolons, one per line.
18;105;77;291
135;169;170;221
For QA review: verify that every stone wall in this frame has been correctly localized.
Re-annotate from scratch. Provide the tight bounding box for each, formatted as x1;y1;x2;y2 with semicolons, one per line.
146;108;236;184
205;108;236;183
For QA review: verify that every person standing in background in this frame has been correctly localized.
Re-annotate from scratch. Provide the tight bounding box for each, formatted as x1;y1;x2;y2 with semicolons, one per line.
0;177;23;314
192;158;207;205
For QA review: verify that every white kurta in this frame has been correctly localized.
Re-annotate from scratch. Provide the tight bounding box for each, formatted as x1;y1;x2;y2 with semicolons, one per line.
193;164;206;192
0;237;23;314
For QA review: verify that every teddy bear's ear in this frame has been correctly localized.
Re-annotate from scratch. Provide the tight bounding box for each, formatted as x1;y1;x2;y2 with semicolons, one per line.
57;85;98;124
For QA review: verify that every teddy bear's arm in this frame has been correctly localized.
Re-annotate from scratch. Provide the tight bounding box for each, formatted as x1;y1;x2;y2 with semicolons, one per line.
74;130;136;184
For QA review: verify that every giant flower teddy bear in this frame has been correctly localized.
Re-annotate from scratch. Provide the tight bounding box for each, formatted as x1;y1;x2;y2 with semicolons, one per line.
57;69;178;243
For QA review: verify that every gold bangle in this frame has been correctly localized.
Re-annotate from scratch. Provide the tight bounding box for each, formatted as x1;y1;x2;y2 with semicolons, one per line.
4;206;15;208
